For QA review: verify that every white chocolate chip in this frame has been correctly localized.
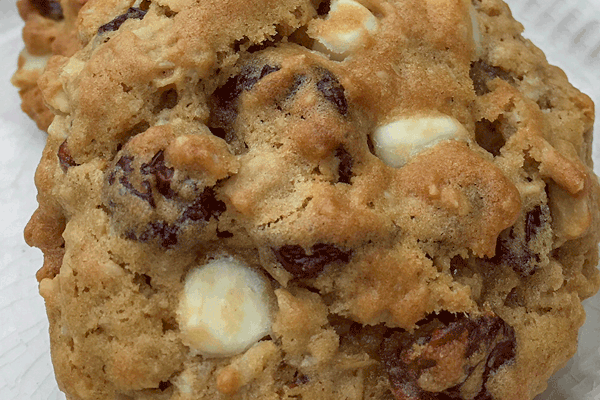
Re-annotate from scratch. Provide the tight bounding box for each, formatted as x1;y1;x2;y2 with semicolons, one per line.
177;257;274;358
467;2;483;57
371;115;468;168
308;0;378;61
19;50;52;72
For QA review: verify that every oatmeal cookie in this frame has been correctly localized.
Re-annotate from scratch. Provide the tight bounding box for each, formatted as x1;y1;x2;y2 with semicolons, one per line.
11;0;86;131
26;0;600;399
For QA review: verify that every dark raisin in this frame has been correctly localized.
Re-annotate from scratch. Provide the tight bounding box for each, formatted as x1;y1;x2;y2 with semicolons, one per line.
116;155;134;174
112;154;156;207
490;205;548;277
288;75;306;98
381;313;516;400
139;221;178;248
470;61;515;96
273;243;352;279
98;8;147;35
179;187;226;223
209;64;280;135
317;0;331;15
119;175;155;208
288;372;310;388
335;146;353;184
216;229;234;238
490;235;534;277
475;119;505;157
141;150;175;199
31;0;63;20
58;140;79;172
525;206;543;243
158;381;172;391
316;69;348;115
473;327;516;400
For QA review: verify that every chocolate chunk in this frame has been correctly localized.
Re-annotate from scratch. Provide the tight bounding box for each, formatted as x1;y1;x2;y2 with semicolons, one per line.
335;146;353;184
470;61;515;96
32;0;64;20
316;70;348;115
475;119;505;157
381;313;516;400
273;243;352;278
98;8;147;35
141;150;175;199
58;140;79;172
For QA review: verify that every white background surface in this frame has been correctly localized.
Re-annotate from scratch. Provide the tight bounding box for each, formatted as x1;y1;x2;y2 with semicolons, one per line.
0;1;600;399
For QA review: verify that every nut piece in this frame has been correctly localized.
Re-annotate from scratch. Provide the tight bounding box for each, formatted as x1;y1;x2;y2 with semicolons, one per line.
371;115;469;168
177;258;274;357
309;0;379;61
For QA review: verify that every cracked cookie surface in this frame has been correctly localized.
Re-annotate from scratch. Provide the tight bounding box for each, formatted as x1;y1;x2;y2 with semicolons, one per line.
26;0;600;399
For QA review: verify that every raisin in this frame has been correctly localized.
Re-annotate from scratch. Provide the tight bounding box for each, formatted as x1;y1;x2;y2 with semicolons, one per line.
113;155;156;207
58;140;79;172
273;243;352;278
316;69;348;115
106;147;227;248
288;373;310;388
179;187;226;223
470;61;514;96
491;236;533;277
335;146;353;184
209;64;280;139
525;206;543;243
98;8;147;34
139;221;178;248
475;119;505;157
31;0;64;20
381;313;516;400
317;0;331;15
490;205;548;277
216;229;234;238
141;150;175;199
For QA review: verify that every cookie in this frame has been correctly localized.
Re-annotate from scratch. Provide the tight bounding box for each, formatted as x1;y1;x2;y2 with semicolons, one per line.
11;0;87;131
26;0;600;399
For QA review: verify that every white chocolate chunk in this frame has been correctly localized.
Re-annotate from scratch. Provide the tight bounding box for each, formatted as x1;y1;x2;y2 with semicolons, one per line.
177;258;274;358
371;115;468;168
19;50;51;72
467;1;483;57
309;0;378;61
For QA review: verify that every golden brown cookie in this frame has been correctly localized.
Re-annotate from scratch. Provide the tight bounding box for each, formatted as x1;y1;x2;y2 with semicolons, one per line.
26;0;600;399
11;0;87;131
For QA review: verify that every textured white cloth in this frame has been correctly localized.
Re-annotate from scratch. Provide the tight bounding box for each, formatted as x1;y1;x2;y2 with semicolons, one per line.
0;1;598;399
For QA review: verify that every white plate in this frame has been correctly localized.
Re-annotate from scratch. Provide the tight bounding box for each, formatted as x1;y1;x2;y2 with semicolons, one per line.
0;1;599;399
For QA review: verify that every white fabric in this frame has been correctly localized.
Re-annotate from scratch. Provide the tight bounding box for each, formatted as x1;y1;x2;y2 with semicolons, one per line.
0;1;598;399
